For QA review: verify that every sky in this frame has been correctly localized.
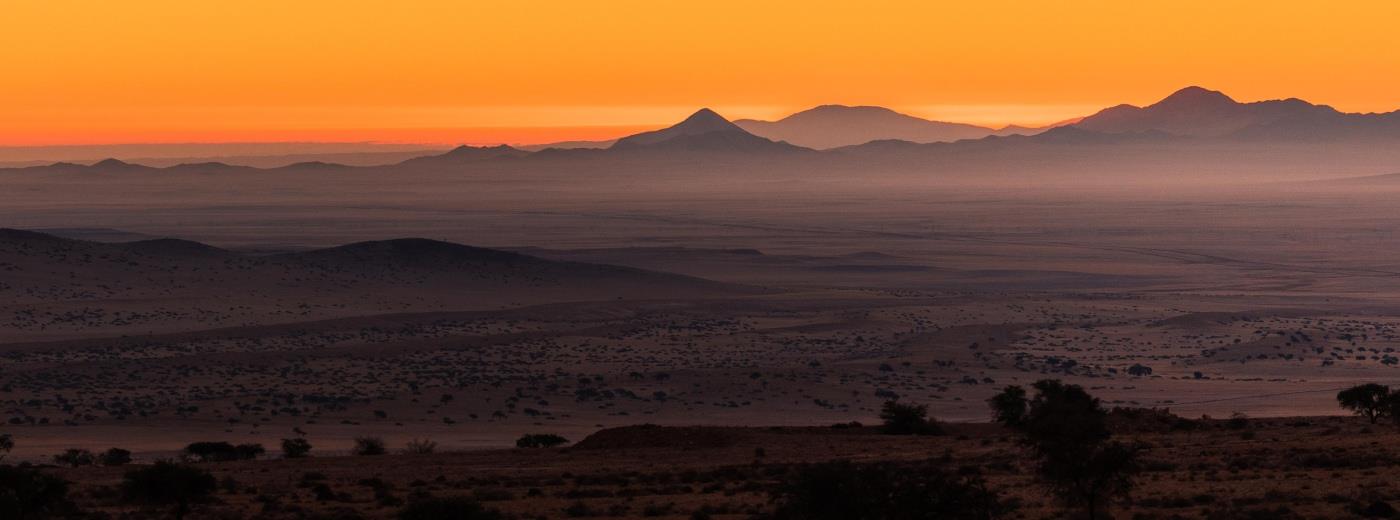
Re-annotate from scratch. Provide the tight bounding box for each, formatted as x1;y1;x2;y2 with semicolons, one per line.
4;0;1400;146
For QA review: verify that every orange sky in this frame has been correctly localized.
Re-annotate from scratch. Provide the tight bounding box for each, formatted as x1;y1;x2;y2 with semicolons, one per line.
4;0;1400;146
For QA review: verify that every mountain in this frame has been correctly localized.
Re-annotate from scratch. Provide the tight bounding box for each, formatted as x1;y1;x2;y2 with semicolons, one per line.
734;105;995;148
396;144;530;167
609;109;805;153
1072;86;1400;140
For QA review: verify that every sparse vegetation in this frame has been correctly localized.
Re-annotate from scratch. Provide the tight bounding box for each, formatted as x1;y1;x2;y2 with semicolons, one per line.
770;460;1005;519
353;437;387;456
0;465;73;519
122;462;217;520
879;400;943;435
281;438;312;458
990;379;1141;520
516;434;569;449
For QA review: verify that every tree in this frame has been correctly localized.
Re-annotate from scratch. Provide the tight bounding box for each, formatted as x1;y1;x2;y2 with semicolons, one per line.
770;460;1005;520
1337;383;1391;424
0;433;13;462
986;385;1027;427
122;462;217;520
989;380;1140;520
353;437;387;456
0;465;73;519
878;401;943;435
281;438;312;459
51;449;96;468
515;434;569;448
398;496;504;520
100;448;133;466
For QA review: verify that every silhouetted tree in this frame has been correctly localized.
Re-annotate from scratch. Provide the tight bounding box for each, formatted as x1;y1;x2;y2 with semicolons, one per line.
122;462;216;520
0;465;73;519
879;401;943;435
1337;383;1391;424
989;380;1141;520
281;438;312;459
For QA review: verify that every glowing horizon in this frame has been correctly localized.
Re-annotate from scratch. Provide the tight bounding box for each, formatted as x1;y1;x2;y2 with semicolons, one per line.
5;0;1400;146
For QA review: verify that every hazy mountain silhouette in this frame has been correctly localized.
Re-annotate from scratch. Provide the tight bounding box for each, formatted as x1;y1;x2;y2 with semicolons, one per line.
1072;86;1400;140
609;109;805;153
734;105;996;148
396;144;529;167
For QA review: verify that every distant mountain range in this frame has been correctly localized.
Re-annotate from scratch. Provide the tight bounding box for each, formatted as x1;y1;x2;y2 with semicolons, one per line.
733;105;999;149
7;86;1400;177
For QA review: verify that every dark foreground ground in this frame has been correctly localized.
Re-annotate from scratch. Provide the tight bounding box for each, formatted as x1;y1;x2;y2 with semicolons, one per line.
33;415;1400;519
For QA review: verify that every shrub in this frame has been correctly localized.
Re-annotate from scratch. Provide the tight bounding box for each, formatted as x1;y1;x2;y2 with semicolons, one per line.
516;434;569;448
879;401;943;435
52;449;96;468
353;437;387;456
0;433;13;462
181;441;264;462
770;460;1005;520
989;380;1141;520
0;465;73;519
403;438;437;454
100;448;133;466
398;496;504;520
281;438;312;459
122;462;217;520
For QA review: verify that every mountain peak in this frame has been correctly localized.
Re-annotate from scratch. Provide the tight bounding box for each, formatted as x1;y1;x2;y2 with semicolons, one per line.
611;108;773;150
1155;86;1237;108
673;108;739;132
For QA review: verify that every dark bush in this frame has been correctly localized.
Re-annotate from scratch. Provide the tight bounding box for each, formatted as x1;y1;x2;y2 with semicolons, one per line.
122;462;217;520
770;460;1005;520
99;448;133;466
281;438;312;459
52;449;96;468
516;434;569;448
353;437;387;456
0;465;73;519
989;379;1140;520
181;441;264;462
878;401;943;435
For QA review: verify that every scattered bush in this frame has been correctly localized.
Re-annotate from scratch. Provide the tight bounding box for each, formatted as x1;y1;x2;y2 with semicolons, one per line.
353;437;387;456
0;433;13;462
52;449;96;468
0;465;73;519
878;401;943;435
403;438;437;454
122;462;217;520
99;448;133;466
181;441;264;462
281;438;312;459
990;379;1141;520
770;460;1005;519
516;434;569;449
